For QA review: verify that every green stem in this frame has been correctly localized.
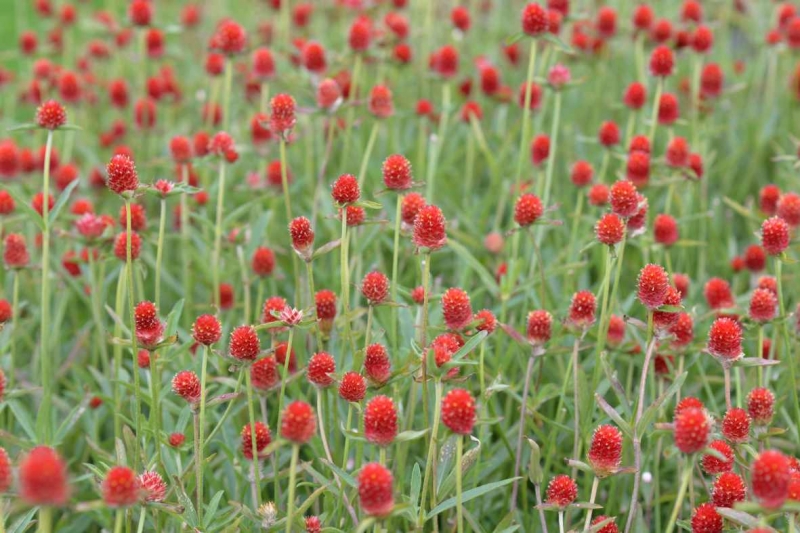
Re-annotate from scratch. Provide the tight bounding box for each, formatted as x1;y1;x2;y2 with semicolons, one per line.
180;165;192;330
664;462;692;533
513;39;538;195
245;369;262;509
776;259;800;427
340;212;354;356
417;379;442;527
590;245;615;392
136;507;146;533
204;370;244;447
456;434;464;533
150;350;163;471
648;77;664;146
341;404;354;469
538;90;562;216
306;261;323;350
40;130;53;444
341;54;362;171
425;82;451;203
357;121;380;187
113;271;125;442
583;476;600;531
37;507;52;533
419;253;432;436
155;199;166;308
125;199;143;470
9;272;20;390
196;345;210;520
285;444;300;533
212;160;226;309
390;194;402;356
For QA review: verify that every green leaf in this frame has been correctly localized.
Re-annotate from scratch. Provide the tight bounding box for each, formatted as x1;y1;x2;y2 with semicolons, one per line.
7;508;38;533
410;463;422;509
594;394;632;439
425;477;520;520
355;199;383;210
448;239;500;297
7;399;37;441
203;490;225;528
715;508;761;528
49;178;80;225
636;372;686;435
395;429;429;442
55;397;88;445
449;330;488;363
164;298;185;337
321;459;357;489
527;438;542;485
173;476;198;527
8;189;45;232
7;123;38;132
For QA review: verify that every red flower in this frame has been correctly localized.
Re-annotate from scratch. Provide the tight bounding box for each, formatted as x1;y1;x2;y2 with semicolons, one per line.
114;231;142;261
653;286;681;330
4;233;30;268
331;174;360;205
675;396;704;416
251;357;278;390
219;283;234;311
530;134;550;165
702;440;734;474
229;326;259;361
193;314;221;346
518;82;543;110
348;17;372;51
588;184;609;206
253;48;275;80
749;288;777;323
36;99;67;129
316;78;341;110
712;471;746;508
747;387;774;426
546;475;577;507
128;0;152;26
761;216;791;257
752;450;791;509
305;516;321;533
358;463;394;517
669;312;693;349
103;466;141;508
527;310;552;344
568;290;596;328
241;421;272;459
441;388;476;435
595;213;625;245
744;245;766;272
18;446;69;506
106;154;139;195
280;400;316;444
610;180;639;218
588;425;622;477
607;315;625;346
270;93;296;136
760;185;781;215
590;516;619;533
364;395;398;446
598;121;620;147
365;344;392;384
413;204;447;250
637;264;669;310
693;25;714;53
251;247;275;277
169;433;185;447
401;193;426;226
214;20;247;55
707;317;742;361
658;93;680;125
172;371;201;404
703;277;734;310
514;193;544;226
139;471;166;502
690;503;722;533
570;160;593;187
623;82;646;109
431;45;459;78
521;3;548;36
673;406;710;454
361;271;389;305
441;288;472;330
649;45;674;77
381;154;412;191
339;372;367;402
302;42;327;73
654;214;679;246
289;217;314;255
307;352;336;387
665;137;690;168
369;85;394;118
701;63;723;98
721;408;750;443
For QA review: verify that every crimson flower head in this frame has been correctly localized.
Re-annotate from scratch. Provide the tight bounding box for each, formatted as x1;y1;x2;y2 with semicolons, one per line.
474;309;497;334
451;6;470;31
348;17;372;52
307;352;336;387
568;290;596;328
712;471;746;509
431;45;459;78
401;193;426;227
607;315;626;346
527;310;552;345
315;290;336;332
590;516;619;533
229;325;260;361
339;372;367;402
760;185;781;215
214;20;247;55
707;317;743;361
675;396;704;416
252;48;275;80
595;213;625;246
721;408;750;443
624;82;646;109
251;357;278;390
530;134;550;165
270;93;296;137
358;463;394;517
649;45;674;77
690;503;722;533
441;288;472;330
521;3;548;36
674;406;710;454
702;440;734;474
4;233;30;268
761;216;790;255
382;154;412;190
413;204;447;250
289;216;315;258
652;286;682;330
114;232;142;261
302;42;327;73
693;25;714;53
193;314;221;346
441;388;476;435
128;0;152;26
610;180;639;218
251;246;275;277
744;245;766;272
361;271;389;305
368;85;394;119
637;264;669;310
169;433;185;447
752;450;791;509
364;395;398;446
19;446;69;506
588;425;622;477
138;471;166;503
598;121;620;147
747;387;774;426
305;516;321;533
704;277;734;310
36;99;67;129
570;160;593;187
749;288;777;323
241;421;272;460
135;301;163;348
106;154;139;195
316;78;341;110
365;343;392;384
172;371;201;404
654;214;679;246
280;400;316;444
169;136;192;163
331;174;360;205
514;193;543;226
546;475;577;508
102;466;141;508
666;137;690;168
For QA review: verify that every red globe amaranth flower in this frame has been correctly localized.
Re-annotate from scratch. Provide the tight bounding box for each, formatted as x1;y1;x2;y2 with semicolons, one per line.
307;352;336;387
348;17;372;51
744;245;766;272
606;315;625;346
704;277;734;310
275;341;297;372
778;192;800;227
289;217;314;256
382;154;412;190
358;463;394;517
587;425;622;477
331;174;360;205
624;82;646;109
305;516;322;533
637;264;669;310
752;450;791;509
721;408;750;443
253;48;275;80
595;213;625;245
761;216;790;255
431;45;459;78
401;193;426;227
36;100;67;129
460;101;482;123
218;283;235;311
368;85;394;118
119;203;147;232
518;82;543;110
241;421;272;459
114;232;142;261
675;397;704;416
441;288;472;330
568;290;596;328
707;317;743;361
649;45;674;77
760;185;781;215
747;387;774;426
441;388;476;435
674;406;710;454
251;247;275;277
653;286;681;330
32;192;54;217
251;357;278;390
365;343;392;384
413;204;447;250
361;271;390;305
302;41;327;73
172;371;201;404
700;63;724;98
103;466;141;507
474;309;497;334
546;475;577;508
702;440;734;474
658;93;680;125
106;154;139;195
521;3;548;36
270;93;296;136
214;20;247;55
669;311;693;346
139;471;166;502
527;310;552;344
666;137;690;168
261;296;287;325
4;234;30;268
364;395;398;446
570;160;593;187
654;214;679;246
128;0;152;25
169;433;185;447
690;503;722;533
591;516;619;533
280;401;316;444
193;314;221;346
757;276;777;295
530;134;550;165
712;471;746;508
339;372;367;402
514;193;544;226
18;446;69;506
749;288;777;323
598;121;620;147
0;300;11;324
610;180;639;218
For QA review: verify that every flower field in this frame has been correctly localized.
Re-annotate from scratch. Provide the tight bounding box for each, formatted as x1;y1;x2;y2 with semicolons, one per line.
0;1;800;532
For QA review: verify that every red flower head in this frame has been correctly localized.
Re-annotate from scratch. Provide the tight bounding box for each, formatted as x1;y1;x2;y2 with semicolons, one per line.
316;78;341;111
432;45;459;78
382;154;412;190
761;216;791;258
702;440;734;474
747;387;774;426
305;516;321;533
610;180;639;218
598;121;620;147
364;395;398;446
302;41;326;73
653;286;682;330
744;245;766;272
401;193;426;227
113;232;142;261
369;85;394;118
700;63;724;98
624;82;647;110
530;134;550;165
280;400;316;444
595;213;625;246
518;82;543;110
704;277;734;310
229;326;260;361
169;433;185;447
653;214;679;246
522;3;548;36
637;264;669;310
570;160;593;187
270;94;296;137
214;20;247;55
413;204;447;250
251;247;275;277
119;203;146;232
757;276;777;295
36;99;67;129
514;193;544;226
252;48;275;80
441;288;473;330
18;446;69;506
590;516;619;533
349;17;372;52
193;314;221;346
760;185;781;215
675;396;704;416
451;6;470;31
441;388;476;435
588;424;622;477
606;315;625;346
208;131;238;162
0;300;10;324
169;136;192;163
172;371;201;404
219;283;234;311
707;317;743;361
241;421;272;459
139;471;166;503
649;45;674;77
361;271;390;305
752;450;791;509
128;0;152;26
307;352;336;387
690;503;722;533
527;310;552;344
674;406;710;454
666;137;690;168
315;289;336;332
32;192;54;217
261;296;287;325
749;288;777;323
474;309;497;334
693;25;714;53
251;356;278;390
358;463;394;517
331;174;360;205
588;184;609;206
460;101;482;123
4;233;30;268
106;154;139;195
102;466;141;508
711;471;746;509
289;216;315;256
721;408;750;443
546;475;577;507
568;290;596;328
365;343;392;384
658;93;680;125
339;372;367;402
134;97;157;129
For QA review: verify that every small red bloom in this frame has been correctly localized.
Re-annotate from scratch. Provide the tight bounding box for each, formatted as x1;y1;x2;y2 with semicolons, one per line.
305;516;321;533
229;326;259;361
598;121;620;147
721;408;750;443
358;463;394;517
752;450;791;509
4;233;30;268
530;134;550;165
103;466;141;508
649;45;674;77
251;247;275;277
113;232;142;261
518;82;543;110
36;100;67;129
214;20;247;55
527;310;552;344
413;204;447;250
702;440;734;474
760;185;781;215
591;516;619;533
514;193;544;226
193;314;221;346
670;312;695;349
241;421;272;459
331;174;360;205
289;217;315;255
637;264;669;310
361;271;390;305
106;154;139;195
744;245;766;272
270;93;296;136
747;387;774;426
18;446;69;506
474;309;497;334
712;471;746;508
777;192;800;227
707;317;743;361
568;290;596;328
369;85;394;118
653;286;682;330
674;406;710;454
251;357;278;390
546;475;577;507
172;371;201;404
588;425;622;477
441;288;473;330
749;288;777;323
307;352;336;387
595;213;625;245
675;397;704;416
348;17;372;52
658;93;680;125
521;3;548;36
139;471;166;503
610;180;639;218
588;183;609;206
364;344;392;384
382;154;412;190
704;277;734;310
169;433;185;447
570;160;593;187
441;388;476;435
280;401;316;444
693;25;714;53
401;193;426;226
690;503;722;533
339;372;367;402
624;82;646;109
654;214;679;246
364;395;398;446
